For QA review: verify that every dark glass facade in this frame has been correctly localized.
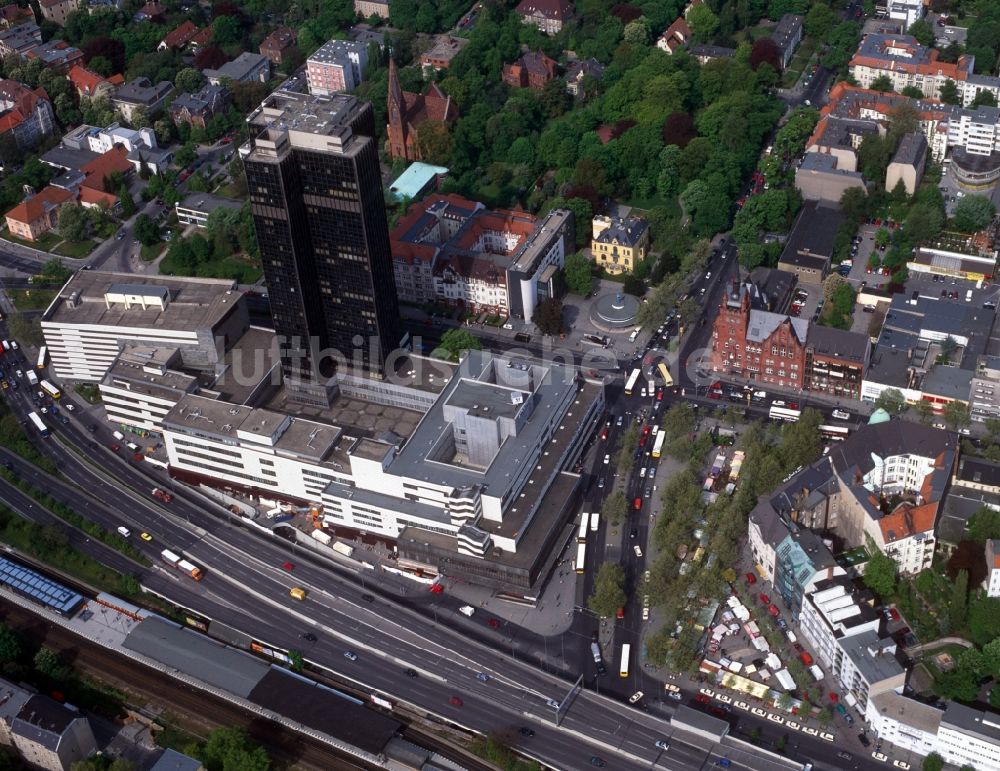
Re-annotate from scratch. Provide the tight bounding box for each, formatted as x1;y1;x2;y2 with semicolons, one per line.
244;96;400;386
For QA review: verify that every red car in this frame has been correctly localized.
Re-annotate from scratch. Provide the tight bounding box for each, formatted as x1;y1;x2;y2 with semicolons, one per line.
695;693;710;704
633;498;642;511
430;583;444;594
178;171;191;182
449;695;463;707
745;572;757;585
488;618;500;629
656;389;664;401
220;136;232;144
600;428;608;440
109;443;120;452
768;604;780;617
282;561;295;571
888;607;901;622
616;607;625;619
639;436;647;447
759;593;770;604
800;652;814;666
132;452;145;462
642;425;652;437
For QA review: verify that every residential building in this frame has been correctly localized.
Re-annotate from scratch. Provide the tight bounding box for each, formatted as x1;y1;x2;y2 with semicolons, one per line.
83;122;155;154
134;0;165;22
175;192;243;228
390;194;574;320
188;27;212;50
795;151;866;202
24;40;84;74
689;44;736;64
515;0;573;35
502;51;558;90
0;22;40;57
150;749;205;771
798;579;880;674
564;57;604;100
259;26;297;66
86;0;122;12
0;5;34;29
656;17;691;55
0;679;32;746
885;132;927;195
204;52;270;85
803;325;870;399
169;83;231;129
67;65;122;99
40;271;248;382
986;539;1000;596
418;35;468;71
771;13;803;69
849;33;1000;107
158;20;200;51
126;144;172;175
306;39;369;95
9;693;98;771
353;0;389;20
38;0;81;26
3;186;72;241
887;0;924;31
111;77;173;122
162;348;605;594
386;59;458;163
243;90;402;400
0;79;55;149
590;215;649;275
776;200;842;284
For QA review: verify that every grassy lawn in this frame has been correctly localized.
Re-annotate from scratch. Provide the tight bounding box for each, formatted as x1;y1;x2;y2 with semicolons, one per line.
213;181;245;199
140;241;165;261
53;239;97;258
10;288;57;311
2;228;60;251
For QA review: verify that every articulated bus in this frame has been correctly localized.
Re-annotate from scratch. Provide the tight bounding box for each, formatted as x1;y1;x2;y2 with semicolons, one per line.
656;361;673;387
39;380;61;399
27;411;48;437
577;514;589;544
651;431;666;459
619;643;631;678
768;405;801;422
575;543;586;574
624;368;641;397
819;424;850;441
36;346;46;370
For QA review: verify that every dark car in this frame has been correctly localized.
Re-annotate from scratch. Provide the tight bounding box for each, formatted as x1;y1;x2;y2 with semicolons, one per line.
589;758;606;768
299;632;317;642
405;668;418;678
520;727;535;737
858;733;871;747
361;593;375;602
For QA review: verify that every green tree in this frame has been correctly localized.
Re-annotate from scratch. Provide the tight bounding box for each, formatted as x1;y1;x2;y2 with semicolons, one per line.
57;202;89;242
968;595;1000;647
602;491;628;527
973;89;998;108
118;185;136;217
588;562;627;617
968;506;1000;542
199;726;271;771
952;194;996;232
436;328;482;362
286;650;303;673
863;547;897;599
687;3;719;42
943;400;971;433
622;18;650;46
133;213;159;246
939;79;962;105
212;16;242;47
874;387;907;416
174;142;197;168
33;647;72;681
870;74;893;92
908;19;935;47
38;257;72;284
913;399;934;426
952;569;969;629
532;297;564;336
804;3;836;38
174;66;203;94
0;624;21;664
563;252;593;295
7;310;42;346
901;85;925;99
922;753;944;771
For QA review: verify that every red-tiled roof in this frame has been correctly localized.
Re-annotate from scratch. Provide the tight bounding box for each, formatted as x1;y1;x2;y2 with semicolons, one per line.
78;186;118;207
190;27;213;48
0;80;49;134
162;20;199;50
80;146;131;187
4;185;72;225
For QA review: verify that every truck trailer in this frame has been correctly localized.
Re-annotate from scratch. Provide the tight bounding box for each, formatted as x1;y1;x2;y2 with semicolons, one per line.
160;549;203;580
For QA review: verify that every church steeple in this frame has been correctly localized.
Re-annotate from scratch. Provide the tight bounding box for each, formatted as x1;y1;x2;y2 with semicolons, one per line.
387;58;404;124
386;58;406;158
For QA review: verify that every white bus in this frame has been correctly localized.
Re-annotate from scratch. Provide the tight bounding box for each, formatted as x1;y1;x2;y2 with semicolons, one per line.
619;643;631;678
819;424;850;441
651;432;666;460
39;380;61;399
577;515;589;544
768;405;801;422
27;411;48;437
575;543;586;574
589;511;600;532
624;368;641;397
36;346;46;370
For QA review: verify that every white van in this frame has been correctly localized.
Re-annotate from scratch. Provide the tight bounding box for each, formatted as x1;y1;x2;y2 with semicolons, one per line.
117;526;131;538
126;442;140;452
966;289;973;302
113;431;125;441
459;605;475;617
628;328;640;343
786;630;797;644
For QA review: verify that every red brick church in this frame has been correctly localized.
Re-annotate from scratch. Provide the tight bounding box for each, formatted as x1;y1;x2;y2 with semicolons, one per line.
386;59;459;162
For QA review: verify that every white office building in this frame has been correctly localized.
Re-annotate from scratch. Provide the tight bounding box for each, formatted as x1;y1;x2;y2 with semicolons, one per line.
40;272;249;383
865;691;941;757
887;0;923;30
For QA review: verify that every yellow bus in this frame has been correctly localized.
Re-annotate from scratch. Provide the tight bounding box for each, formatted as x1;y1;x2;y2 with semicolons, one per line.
657;361;673;387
